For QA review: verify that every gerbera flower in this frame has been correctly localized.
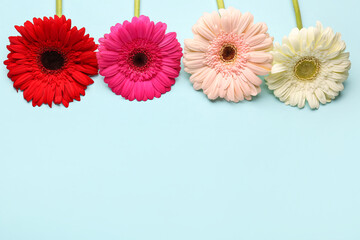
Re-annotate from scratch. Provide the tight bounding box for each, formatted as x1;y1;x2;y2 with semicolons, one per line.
4;15;98;107
183;7;273;102
97;15;183;101
266;26;351;109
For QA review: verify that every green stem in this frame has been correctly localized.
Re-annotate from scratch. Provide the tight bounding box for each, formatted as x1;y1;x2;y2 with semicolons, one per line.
56;0;62;17
216;0;225;9
292;0;303;29
134;0;140;17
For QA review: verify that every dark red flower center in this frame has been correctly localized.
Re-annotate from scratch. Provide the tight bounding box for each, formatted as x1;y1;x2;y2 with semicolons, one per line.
40;50;65;70
132;52;148;68
220;44;237;62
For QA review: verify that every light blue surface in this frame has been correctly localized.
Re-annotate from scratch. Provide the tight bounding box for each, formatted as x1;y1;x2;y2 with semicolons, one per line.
0;0;359;239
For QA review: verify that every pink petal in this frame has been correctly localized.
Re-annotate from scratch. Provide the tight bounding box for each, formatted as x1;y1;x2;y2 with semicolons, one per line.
112;79;127;95
117;25;133;43
162;65;180;79
139;15;150;23
122;80;135;99
134;82;145;101
144;21;155;40
99;63;119;77
107;72;126;89
157;71;174;88
136;18;147;39
123;20;137;40
151;77;167;94
151;22;167;43
143;81;155;100
159;32;177;48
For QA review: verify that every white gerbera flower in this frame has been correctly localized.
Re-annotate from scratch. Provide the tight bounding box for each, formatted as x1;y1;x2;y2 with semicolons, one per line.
266;22;351;109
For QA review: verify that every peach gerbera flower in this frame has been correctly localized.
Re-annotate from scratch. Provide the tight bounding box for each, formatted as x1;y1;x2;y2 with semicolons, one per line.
183;7;273;102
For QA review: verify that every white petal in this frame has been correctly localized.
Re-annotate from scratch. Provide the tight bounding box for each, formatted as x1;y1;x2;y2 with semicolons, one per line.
306;92;319;109
271;63;288;74
315;88;327;104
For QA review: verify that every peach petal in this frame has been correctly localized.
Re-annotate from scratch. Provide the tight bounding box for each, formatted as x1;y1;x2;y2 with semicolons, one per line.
189;67;210;86
201;68;217;91
192;23;216;41
237;12;254;35
249;37;273;51
202;11;222;35
233;77;245;101
184;39;209;52
239;74;252;97
244;22;266;39
247;34;267;47
242;67;262;86
226;79;235;101
246;62;270;75
247;51;273;63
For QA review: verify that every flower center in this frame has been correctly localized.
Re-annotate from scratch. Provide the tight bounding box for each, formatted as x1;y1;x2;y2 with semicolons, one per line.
220;44;237;62
294;57;320;81
132;52;148;68
40;50;65;70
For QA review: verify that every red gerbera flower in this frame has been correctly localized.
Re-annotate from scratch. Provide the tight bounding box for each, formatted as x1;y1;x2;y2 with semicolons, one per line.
4;15;98;107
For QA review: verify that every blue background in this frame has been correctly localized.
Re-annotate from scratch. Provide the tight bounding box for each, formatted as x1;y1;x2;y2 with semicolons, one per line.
0;0;359;239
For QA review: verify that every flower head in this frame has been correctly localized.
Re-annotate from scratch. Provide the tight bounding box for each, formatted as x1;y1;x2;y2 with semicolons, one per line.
97;15;183;101
4;15;98;107
266;22;351;109
183;7;273;102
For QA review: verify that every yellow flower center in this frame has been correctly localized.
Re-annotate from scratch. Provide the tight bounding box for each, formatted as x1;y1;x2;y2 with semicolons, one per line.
294;57;320;81
220;44;237;63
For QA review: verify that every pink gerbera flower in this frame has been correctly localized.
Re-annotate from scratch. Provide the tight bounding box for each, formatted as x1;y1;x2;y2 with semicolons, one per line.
97;16;183;101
